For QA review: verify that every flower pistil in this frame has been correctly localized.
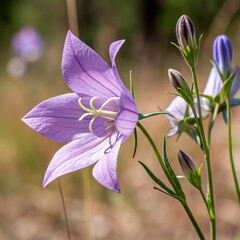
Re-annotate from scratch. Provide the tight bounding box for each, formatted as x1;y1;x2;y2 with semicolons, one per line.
78;96;120;132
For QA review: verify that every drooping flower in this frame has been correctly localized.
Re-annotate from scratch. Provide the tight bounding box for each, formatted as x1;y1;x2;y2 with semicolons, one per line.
22;31;138;192
12;26;44;62
202;35;240;115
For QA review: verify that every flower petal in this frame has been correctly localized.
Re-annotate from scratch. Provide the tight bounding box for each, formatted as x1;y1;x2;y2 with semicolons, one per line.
114;93;138;138
92;133;123;192
43;133;112;187
203;67;223;98
62;31;122;99
165;96;187;127
109;40;134;100
22;93;108;142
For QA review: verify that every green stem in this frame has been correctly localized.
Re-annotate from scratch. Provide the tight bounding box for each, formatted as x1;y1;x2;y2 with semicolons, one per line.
226;97;240;203
199;188;209;215
137;122;204;239
190;67;215;240
182;202;205;240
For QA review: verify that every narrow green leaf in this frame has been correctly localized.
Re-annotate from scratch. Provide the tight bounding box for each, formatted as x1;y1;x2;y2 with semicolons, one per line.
162;137;185;197
132;128;137;158
153;187;180;200
139;161;176;195
138;112;173;120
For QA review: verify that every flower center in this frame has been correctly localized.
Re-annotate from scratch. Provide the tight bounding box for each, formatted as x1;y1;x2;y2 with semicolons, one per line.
78;96;120;133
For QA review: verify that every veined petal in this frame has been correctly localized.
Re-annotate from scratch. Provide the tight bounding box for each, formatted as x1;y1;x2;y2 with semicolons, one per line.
109;40;134;100
62;31;123;99
92;133;123;192
114;93;138;138
43;133;112;187
203;67;223;98
22;93;108;142
165;96;187;127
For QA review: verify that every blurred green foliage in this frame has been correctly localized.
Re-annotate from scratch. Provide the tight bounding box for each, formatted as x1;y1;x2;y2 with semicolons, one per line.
0;0;226;47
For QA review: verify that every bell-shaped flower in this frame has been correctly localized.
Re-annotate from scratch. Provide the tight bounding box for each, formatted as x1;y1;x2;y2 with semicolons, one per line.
22;31;138;192
203;35;240;116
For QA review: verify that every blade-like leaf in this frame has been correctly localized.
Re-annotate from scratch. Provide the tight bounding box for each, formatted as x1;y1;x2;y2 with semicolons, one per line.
139;161;176;195
133;128;138;158
138;112;173;120
154;187;180;200
162;137;185;198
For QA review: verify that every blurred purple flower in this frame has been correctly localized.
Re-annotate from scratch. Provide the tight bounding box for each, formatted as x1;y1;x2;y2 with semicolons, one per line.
22;31;138;192
12;26;44;62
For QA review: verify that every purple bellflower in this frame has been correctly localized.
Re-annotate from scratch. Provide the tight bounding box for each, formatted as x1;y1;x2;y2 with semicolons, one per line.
203;35;240;114
12;26;44;62
213;35;232;79
22;31;138;192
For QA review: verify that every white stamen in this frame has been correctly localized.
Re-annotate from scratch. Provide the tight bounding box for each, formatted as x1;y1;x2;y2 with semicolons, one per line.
78;96;120;132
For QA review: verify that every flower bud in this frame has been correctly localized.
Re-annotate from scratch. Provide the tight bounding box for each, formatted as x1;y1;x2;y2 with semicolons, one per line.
176;15;197;51
168;69;186;91
213;35;232;78
178;150;197;179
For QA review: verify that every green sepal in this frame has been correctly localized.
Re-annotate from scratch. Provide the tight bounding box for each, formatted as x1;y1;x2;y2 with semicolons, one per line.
177;88;192;104
199;93;214;102
138;112;173;120
187;164;203;190
139;161;176;195
171;42;187;58
132;127;138;158
214;73;235;104
162;137;185;198
185;117;196;125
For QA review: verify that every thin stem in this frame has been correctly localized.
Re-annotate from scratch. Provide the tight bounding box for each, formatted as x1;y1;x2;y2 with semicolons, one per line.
199;188;209;216
226;97;240;203
182;202;205;240
58;178;71;240
137;122;205;239
190;67;215;240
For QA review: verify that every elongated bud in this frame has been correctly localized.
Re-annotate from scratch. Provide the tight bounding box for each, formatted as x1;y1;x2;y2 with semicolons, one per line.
168;69;186;91
213;35;232;79
178;150;197;179
176;15;197;51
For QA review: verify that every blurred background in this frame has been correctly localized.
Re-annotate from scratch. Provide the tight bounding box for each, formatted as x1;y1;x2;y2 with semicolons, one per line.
1;0;240;239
